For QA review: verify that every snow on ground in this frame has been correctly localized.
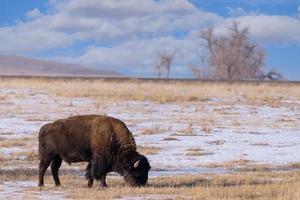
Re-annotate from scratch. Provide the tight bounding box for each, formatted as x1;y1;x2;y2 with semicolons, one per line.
0;181;65;200
0;88;299;172
0;87;299;199
105;100;300;168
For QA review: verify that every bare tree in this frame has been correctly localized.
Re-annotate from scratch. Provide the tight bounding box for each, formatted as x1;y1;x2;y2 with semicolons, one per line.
156;50;176;79
193;21;281;80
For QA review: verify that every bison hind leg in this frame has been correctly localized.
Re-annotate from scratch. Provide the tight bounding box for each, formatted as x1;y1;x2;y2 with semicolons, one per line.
51;154;62;186
85;163;94;188
38;156;53;187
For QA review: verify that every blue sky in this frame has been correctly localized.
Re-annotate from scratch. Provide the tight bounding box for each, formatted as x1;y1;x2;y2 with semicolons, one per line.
0;0;299;80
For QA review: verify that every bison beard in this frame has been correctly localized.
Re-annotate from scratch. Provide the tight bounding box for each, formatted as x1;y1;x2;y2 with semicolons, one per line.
38;115;150;188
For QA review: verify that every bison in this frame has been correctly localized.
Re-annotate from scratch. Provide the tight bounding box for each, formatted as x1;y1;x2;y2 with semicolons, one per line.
38;115;151;188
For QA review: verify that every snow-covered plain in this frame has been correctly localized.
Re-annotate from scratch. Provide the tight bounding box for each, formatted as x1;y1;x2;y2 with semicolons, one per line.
1;88;300;170
107;101;300;167
0;87;299;198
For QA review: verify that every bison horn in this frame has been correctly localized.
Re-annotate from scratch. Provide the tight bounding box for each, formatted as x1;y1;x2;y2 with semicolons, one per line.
134;159;140;168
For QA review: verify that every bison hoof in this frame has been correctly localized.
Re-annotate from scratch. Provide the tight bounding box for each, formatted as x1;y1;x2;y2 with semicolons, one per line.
38;183;44;187
87;181;93;188
38;184;44;191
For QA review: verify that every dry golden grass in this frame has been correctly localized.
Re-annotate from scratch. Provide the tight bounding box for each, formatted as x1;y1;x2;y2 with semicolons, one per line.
140;126;161;135
64;172;300;200
200;159;255;169
186;148;214;157
0;135;38;164
0;169;299;200
9;150;39;162
199;160;300;174
0;144;299;200
0;140;26;148
0;136;36;147
137;146;161;155
0;151;39;165
177;123;195;136
0;135;36;148
0;77;299;104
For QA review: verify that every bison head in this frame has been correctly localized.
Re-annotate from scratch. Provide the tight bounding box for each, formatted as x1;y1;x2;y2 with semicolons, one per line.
123;154;151;186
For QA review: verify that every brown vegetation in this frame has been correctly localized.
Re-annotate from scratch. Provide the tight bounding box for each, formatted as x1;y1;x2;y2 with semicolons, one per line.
186;148;214;157
0;77;299;104
0;169;299;199
137;146;161;155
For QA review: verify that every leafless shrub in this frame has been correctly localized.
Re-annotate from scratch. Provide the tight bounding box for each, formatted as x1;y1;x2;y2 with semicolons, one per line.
192;21;282;80
156;50;176;78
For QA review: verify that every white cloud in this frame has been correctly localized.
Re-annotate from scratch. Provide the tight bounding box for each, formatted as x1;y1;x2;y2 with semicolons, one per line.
46;0;221;40
0;24;73;55
211;13;300;45
1;0;300;76
26;8;43;19
227;7;248;17
55;34;200;76
60;0;197;19
212;0;299;6
227;7;259;17
0;0;221;55
231;15;300;43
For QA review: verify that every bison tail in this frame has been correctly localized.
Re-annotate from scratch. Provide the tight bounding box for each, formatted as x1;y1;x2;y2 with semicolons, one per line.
38;123;51;158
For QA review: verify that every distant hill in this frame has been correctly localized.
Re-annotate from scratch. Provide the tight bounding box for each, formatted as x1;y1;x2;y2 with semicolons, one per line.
0;55;122;77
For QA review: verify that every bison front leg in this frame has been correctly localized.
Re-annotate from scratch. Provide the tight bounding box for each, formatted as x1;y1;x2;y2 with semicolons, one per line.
91;155;108;188
100;174;107;187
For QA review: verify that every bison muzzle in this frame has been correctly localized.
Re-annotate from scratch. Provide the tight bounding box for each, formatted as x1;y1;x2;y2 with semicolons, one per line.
38;115;151;188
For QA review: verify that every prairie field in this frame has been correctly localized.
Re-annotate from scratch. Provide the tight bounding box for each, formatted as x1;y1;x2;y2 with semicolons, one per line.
0;77;299;199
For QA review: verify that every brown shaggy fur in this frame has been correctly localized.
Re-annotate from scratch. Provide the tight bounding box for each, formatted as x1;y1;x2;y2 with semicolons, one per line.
38;115;150;188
